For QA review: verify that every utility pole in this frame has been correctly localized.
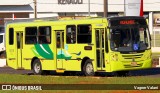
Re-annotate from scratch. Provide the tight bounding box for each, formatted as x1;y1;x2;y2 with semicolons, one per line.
104;0;108;17
33;0;37;18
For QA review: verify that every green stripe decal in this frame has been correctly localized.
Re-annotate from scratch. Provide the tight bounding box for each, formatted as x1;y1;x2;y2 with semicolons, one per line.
31;47;40;57
34;44;54;59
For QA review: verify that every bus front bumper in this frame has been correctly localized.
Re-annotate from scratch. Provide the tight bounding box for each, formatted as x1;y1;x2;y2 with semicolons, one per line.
110;59;152;72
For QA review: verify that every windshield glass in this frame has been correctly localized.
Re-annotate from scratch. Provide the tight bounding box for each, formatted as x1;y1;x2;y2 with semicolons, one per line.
110;26;151;52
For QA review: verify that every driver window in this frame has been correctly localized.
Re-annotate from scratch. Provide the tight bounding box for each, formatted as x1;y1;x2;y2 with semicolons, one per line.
111;29;121;47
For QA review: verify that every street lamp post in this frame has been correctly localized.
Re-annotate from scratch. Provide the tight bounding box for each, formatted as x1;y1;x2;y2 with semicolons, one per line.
104;0;108;17
33;0;37;18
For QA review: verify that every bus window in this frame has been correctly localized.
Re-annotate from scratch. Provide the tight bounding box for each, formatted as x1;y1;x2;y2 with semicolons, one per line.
38;26;51;44
9;28;14;45
56;32;60;48
66;25;76;44
105;29;109;53
25;27;37;44
111;29;121;48
139;27;149;47
0;35;3;43
121;29;131;47
17;33;20;49
77;24;91;43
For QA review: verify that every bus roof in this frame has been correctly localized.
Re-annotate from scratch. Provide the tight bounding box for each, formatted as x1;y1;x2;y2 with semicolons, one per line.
6;17;107;26
107;16;145;20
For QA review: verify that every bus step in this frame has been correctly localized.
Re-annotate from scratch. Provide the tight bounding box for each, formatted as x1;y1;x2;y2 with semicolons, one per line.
56;69;65;73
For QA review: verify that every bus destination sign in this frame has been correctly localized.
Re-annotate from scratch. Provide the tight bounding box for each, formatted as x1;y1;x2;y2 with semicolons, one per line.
120;20;135;25
110;19;146;26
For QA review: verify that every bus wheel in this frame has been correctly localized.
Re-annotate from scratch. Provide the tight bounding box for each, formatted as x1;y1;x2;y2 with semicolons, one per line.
83;59;95;76
32;59;42;75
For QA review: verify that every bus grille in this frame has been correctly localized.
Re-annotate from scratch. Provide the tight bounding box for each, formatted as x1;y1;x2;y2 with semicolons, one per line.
124;63;143;68
122;54;143;59
122;54;143;68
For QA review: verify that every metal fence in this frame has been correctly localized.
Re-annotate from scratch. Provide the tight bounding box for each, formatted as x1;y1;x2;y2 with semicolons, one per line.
151;31;160;47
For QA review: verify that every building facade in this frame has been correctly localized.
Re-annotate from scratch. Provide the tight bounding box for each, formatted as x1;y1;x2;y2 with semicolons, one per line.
0;0;160;34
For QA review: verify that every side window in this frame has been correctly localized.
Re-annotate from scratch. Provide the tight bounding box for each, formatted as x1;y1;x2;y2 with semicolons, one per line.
66;25;76;44
56;31;64;48
38;26;51;44
56;32;61;48
105;29;109;53
0;35;3;43
77;24;91;43
25;27;37;44
9;28;14;45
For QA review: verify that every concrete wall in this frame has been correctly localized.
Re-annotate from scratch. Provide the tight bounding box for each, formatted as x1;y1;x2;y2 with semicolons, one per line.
1;0;160;13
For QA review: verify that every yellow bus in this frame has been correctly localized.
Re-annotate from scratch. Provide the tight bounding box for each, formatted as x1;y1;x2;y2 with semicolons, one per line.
5;16;152;76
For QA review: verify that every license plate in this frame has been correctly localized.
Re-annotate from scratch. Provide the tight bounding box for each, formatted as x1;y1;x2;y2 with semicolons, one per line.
131;62;137;66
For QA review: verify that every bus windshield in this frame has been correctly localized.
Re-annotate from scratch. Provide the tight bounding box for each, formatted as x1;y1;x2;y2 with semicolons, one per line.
108;17;151;52
110;26;151;52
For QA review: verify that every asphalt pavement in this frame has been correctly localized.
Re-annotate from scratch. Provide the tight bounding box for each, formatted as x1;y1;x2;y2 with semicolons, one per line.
0;66;160;77
0;67;33;75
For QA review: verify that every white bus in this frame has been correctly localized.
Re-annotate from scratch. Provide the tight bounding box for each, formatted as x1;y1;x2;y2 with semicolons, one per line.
0;26;5;57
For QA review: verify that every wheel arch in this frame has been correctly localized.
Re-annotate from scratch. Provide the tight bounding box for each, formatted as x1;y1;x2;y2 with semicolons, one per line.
81;57;91;71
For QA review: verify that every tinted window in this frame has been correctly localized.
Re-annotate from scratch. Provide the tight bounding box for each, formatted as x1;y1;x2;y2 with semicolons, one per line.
38;26;51;44
9;28;14;45
77;24;91;43
66;25;76;44
25;27;37;44
0;35;3;43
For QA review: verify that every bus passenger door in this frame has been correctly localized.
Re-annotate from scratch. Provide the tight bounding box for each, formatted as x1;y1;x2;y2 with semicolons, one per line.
56;31;64;69
16;32;23;69
95;29;105;71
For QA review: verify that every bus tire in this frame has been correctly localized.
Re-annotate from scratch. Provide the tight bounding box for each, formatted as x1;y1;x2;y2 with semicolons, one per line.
83;59;95;76
32;59;43;75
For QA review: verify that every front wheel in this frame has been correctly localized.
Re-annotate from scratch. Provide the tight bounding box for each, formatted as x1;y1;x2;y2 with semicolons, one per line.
32;59;43;75
83;59;95;76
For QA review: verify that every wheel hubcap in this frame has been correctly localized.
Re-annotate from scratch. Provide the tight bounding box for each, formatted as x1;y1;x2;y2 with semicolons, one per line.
86;63;93;74
34;63;40;73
